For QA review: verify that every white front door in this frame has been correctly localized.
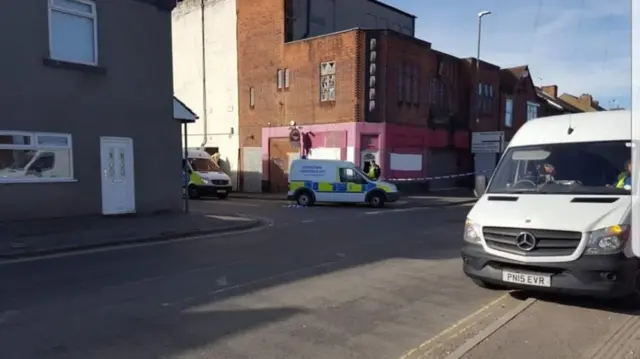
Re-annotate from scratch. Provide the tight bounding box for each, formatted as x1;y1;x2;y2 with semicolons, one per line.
100;137;135;215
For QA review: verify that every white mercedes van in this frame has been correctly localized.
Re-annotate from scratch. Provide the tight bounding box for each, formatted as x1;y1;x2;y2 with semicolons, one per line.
462;110;639;300
183;148;232;199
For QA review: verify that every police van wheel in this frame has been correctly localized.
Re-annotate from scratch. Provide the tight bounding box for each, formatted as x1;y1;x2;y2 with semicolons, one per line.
296;191;314;206
187;185;200;199
368;193;385;208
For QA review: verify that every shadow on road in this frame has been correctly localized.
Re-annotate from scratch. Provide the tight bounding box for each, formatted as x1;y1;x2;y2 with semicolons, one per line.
1;306;305;359
0;205;471;358
509;290;639;314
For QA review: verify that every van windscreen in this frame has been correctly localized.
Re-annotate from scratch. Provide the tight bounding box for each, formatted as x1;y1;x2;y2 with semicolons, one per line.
190;158;221;172
488;140;631;195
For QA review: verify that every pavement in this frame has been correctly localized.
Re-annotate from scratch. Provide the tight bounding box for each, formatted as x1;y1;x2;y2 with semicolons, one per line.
1;195;638;359
0;210;260;260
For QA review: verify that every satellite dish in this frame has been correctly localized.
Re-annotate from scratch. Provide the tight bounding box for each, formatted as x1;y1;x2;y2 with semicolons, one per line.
521;70;529;78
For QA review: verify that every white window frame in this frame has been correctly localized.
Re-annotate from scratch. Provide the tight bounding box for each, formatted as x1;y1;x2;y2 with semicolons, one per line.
277;69;284;89
505;98;513;127
0;131;75;183
526;101;539;121
48;0;99;66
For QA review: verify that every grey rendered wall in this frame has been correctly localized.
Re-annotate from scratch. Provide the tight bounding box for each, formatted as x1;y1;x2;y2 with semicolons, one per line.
0;0;181;220
242;147;263;193
290;0;414;41
426;149;458;190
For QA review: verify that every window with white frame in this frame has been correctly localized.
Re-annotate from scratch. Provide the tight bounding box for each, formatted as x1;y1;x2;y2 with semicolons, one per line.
0;132;74;182
527;101;539;121
505;98;513;127
49;0;98;65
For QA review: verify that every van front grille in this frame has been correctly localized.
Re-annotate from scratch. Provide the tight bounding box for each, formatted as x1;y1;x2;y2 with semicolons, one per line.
482;227;582;256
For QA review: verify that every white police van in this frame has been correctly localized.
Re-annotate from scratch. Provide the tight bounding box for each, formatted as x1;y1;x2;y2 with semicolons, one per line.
463;110;639;300
287;159;399;207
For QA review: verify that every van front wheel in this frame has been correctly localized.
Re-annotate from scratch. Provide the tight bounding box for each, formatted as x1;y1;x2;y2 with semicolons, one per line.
187;185;200;199
368;193;385;208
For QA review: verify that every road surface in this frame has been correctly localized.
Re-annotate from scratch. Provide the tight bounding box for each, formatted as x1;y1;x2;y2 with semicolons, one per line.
1;197;636;358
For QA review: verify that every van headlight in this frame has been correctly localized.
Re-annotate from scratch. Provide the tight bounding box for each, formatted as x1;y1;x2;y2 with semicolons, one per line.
464;219;482;244
585;225;629;255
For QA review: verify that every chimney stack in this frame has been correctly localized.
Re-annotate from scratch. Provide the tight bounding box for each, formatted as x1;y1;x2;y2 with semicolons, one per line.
541;85;558;98
579;94;593;105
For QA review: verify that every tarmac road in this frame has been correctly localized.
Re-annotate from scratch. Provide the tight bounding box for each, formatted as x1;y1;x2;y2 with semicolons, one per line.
1;198;636;359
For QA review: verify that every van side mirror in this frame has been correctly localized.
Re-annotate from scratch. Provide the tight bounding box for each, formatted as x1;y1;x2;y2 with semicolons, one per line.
474;174;487;198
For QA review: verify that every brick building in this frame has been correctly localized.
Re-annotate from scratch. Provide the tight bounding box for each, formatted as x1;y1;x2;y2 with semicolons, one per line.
536;85;582;117
235;0;485;192
498;66;539;148
172;0;548;193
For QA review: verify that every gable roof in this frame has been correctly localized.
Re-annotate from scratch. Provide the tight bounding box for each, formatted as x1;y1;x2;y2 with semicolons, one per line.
535;88;582;113
499;65;534;94
558;93;606;112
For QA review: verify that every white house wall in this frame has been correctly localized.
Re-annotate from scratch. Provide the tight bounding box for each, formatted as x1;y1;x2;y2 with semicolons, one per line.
172;0;240;188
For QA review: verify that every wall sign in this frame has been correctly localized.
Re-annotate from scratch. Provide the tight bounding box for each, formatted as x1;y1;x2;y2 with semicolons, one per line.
289;128;300;148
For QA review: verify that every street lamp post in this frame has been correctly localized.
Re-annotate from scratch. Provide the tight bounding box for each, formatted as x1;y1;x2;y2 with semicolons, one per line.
475;10;491;123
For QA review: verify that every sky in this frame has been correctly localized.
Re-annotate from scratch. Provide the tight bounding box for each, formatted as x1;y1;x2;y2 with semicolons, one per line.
383;0;632;109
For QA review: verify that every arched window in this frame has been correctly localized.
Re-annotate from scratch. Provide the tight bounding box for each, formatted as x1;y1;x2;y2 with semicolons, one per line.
430;77;450;115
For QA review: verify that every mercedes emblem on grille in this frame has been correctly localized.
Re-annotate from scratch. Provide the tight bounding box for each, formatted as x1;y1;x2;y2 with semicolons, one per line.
515;232;537;251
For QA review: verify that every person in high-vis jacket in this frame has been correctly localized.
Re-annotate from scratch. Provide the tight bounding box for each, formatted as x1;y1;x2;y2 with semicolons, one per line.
614;159;632;189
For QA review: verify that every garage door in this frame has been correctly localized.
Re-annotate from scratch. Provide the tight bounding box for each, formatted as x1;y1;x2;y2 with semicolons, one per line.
427;149;457;190
269;138;296;193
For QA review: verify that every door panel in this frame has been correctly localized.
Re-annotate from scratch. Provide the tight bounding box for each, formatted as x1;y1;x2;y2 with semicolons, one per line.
101;137;135;215
269;138;296;193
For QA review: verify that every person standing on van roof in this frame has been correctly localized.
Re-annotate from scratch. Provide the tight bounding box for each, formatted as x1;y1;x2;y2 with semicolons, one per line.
614;159;632;189
368;159;381;180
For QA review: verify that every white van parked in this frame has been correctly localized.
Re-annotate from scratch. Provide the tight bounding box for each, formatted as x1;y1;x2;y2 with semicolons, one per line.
287;159;399;207
463;110;639;300
183;148;232;199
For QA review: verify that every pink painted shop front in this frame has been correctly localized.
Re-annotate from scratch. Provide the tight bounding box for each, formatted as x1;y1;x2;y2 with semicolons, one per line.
261;122;468;184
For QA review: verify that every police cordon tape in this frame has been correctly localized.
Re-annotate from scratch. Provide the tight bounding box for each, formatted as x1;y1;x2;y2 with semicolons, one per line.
283;169;490;208
386;169;490;183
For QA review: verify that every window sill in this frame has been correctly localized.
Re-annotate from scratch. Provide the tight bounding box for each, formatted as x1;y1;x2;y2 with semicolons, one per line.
42;58;106;75
0;178;77;184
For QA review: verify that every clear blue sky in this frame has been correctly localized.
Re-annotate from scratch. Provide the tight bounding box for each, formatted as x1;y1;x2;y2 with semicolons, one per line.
383;0;631;109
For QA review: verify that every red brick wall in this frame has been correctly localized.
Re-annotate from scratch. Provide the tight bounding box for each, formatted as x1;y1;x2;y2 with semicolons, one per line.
237;0;361;149
380;32;434;127
461;60;501;132
501;77;539;140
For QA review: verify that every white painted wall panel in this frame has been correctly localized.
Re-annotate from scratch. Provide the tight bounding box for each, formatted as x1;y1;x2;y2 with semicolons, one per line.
173;0;240;188
346;146;355;163
308;147;341;160
390;153;422;171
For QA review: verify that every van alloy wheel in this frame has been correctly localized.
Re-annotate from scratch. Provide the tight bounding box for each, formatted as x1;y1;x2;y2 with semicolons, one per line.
297;193;310;206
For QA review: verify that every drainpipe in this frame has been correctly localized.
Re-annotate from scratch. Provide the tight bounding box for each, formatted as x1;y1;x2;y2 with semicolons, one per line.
301;0;311;38
200;0;209;148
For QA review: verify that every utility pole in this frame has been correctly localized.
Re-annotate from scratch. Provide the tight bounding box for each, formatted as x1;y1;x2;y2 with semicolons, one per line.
475;11;492;124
